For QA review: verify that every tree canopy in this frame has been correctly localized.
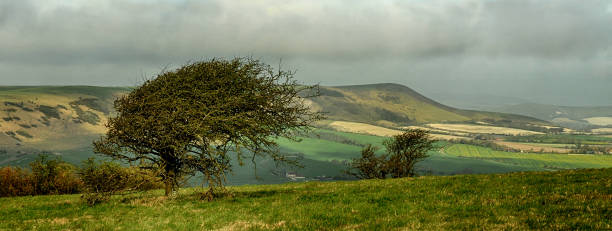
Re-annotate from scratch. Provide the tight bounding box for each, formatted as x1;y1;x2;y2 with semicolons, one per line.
346;129;435;179
93;58;323;196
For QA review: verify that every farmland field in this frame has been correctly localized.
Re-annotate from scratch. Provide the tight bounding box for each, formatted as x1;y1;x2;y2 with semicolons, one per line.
442;144;612;170
3;127;611;186
494;141;571;153
592;128;612;134
1;168;610;230
328;121;467;140
583;117;612;126
427;123;543;136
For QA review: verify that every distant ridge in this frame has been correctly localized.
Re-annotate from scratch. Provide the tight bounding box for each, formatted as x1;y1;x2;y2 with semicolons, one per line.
310;83;549;127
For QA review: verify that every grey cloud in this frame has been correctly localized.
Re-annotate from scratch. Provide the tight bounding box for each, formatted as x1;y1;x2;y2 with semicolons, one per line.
0;0;611;105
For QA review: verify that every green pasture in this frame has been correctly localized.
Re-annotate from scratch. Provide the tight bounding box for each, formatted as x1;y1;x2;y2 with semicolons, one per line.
443;144;612;170
1;168;609;230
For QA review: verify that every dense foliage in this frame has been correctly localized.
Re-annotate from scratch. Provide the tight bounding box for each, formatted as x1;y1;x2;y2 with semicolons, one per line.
345;144;386;179
79;158;163;205
347;129;436;179
0;155;162;199
0;155;82;197
94;58;323;196
384;129;435;177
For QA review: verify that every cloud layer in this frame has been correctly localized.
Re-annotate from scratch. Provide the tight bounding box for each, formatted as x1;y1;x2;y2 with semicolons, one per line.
1;0;611;105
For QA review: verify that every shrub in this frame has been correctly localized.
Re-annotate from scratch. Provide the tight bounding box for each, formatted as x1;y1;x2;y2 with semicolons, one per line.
79;158;163;205
0;166;35;197
36;105;60;119
345;145;387;179
30;155;83;195
70;105;100;125
384;129;435;178
16;130;33;139
346;129;435;179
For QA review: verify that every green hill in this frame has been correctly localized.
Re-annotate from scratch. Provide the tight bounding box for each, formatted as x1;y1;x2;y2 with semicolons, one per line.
1;168;610;230
310;83;550;127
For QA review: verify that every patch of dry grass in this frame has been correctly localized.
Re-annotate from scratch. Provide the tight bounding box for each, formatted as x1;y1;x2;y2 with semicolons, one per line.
427;123;543;135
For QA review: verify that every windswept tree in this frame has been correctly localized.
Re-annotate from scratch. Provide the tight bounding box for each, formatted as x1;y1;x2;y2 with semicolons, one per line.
346;129;435;179
345;144;387;179
94;58;323;196
384;129;435;178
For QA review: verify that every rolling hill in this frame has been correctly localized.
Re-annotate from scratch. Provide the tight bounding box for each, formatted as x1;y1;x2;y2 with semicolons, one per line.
0;84;575;183
310;83;551;128
0;84;552;153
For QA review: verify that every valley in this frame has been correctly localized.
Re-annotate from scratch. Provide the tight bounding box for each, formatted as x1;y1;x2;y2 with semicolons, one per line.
1;84;611;186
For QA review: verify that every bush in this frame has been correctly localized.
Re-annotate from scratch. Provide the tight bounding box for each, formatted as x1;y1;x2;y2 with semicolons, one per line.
0;166;35;197
30;155;83;195
345;145;387;179
36;105;60;119
346;129;435;179
79;158;163;205
384;129;435;178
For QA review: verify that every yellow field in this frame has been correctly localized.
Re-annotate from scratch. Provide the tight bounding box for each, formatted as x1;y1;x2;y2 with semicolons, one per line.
494;141;570;153
328;121;468;140
427;123;543;136
592;128;612;134
584;117;612;126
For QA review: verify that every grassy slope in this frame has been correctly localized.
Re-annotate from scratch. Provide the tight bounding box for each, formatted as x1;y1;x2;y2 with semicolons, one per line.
0;86;129;152
312;83;549;126
1;168;610;230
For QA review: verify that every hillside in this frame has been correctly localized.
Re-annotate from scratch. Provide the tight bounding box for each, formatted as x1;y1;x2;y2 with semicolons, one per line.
0;86;129;153
1;168;610;230
309;83;550;128
1;84;582;184
0;84;551;154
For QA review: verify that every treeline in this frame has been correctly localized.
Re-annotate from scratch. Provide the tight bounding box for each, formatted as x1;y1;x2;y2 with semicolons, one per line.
0;155;162;205
449;139;521;153
478;119;564;134
307;131;365;147
570;144;612;155
504;134;611;144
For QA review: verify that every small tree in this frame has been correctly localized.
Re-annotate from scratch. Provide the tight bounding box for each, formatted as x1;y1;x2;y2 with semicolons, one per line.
384;129;435;178
94;58;323;196
346;129;435;179
345;144;387;179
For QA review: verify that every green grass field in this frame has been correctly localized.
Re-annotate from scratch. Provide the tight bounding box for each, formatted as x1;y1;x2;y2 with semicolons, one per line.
1;168;610;230
442;143;612;170
4;128;612;186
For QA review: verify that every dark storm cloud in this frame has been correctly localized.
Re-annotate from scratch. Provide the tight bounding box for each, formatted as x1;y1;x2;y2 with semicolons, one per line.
0;0;611;105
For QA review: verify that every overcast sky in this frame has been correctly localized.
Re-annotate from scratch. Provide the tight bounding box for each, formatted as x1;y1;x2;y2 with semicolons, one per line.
1;0;611;106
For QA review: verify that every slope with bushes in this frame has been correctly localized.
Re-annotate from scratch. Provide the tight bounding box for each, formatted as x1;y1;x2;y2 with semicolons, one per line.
309;83;550;128
0;168;609;230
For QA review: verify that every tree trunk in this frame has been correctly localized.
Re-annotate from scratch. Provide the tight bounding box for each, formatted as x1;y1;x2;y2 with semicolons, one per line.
164;169;175;196
164;180;172;196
